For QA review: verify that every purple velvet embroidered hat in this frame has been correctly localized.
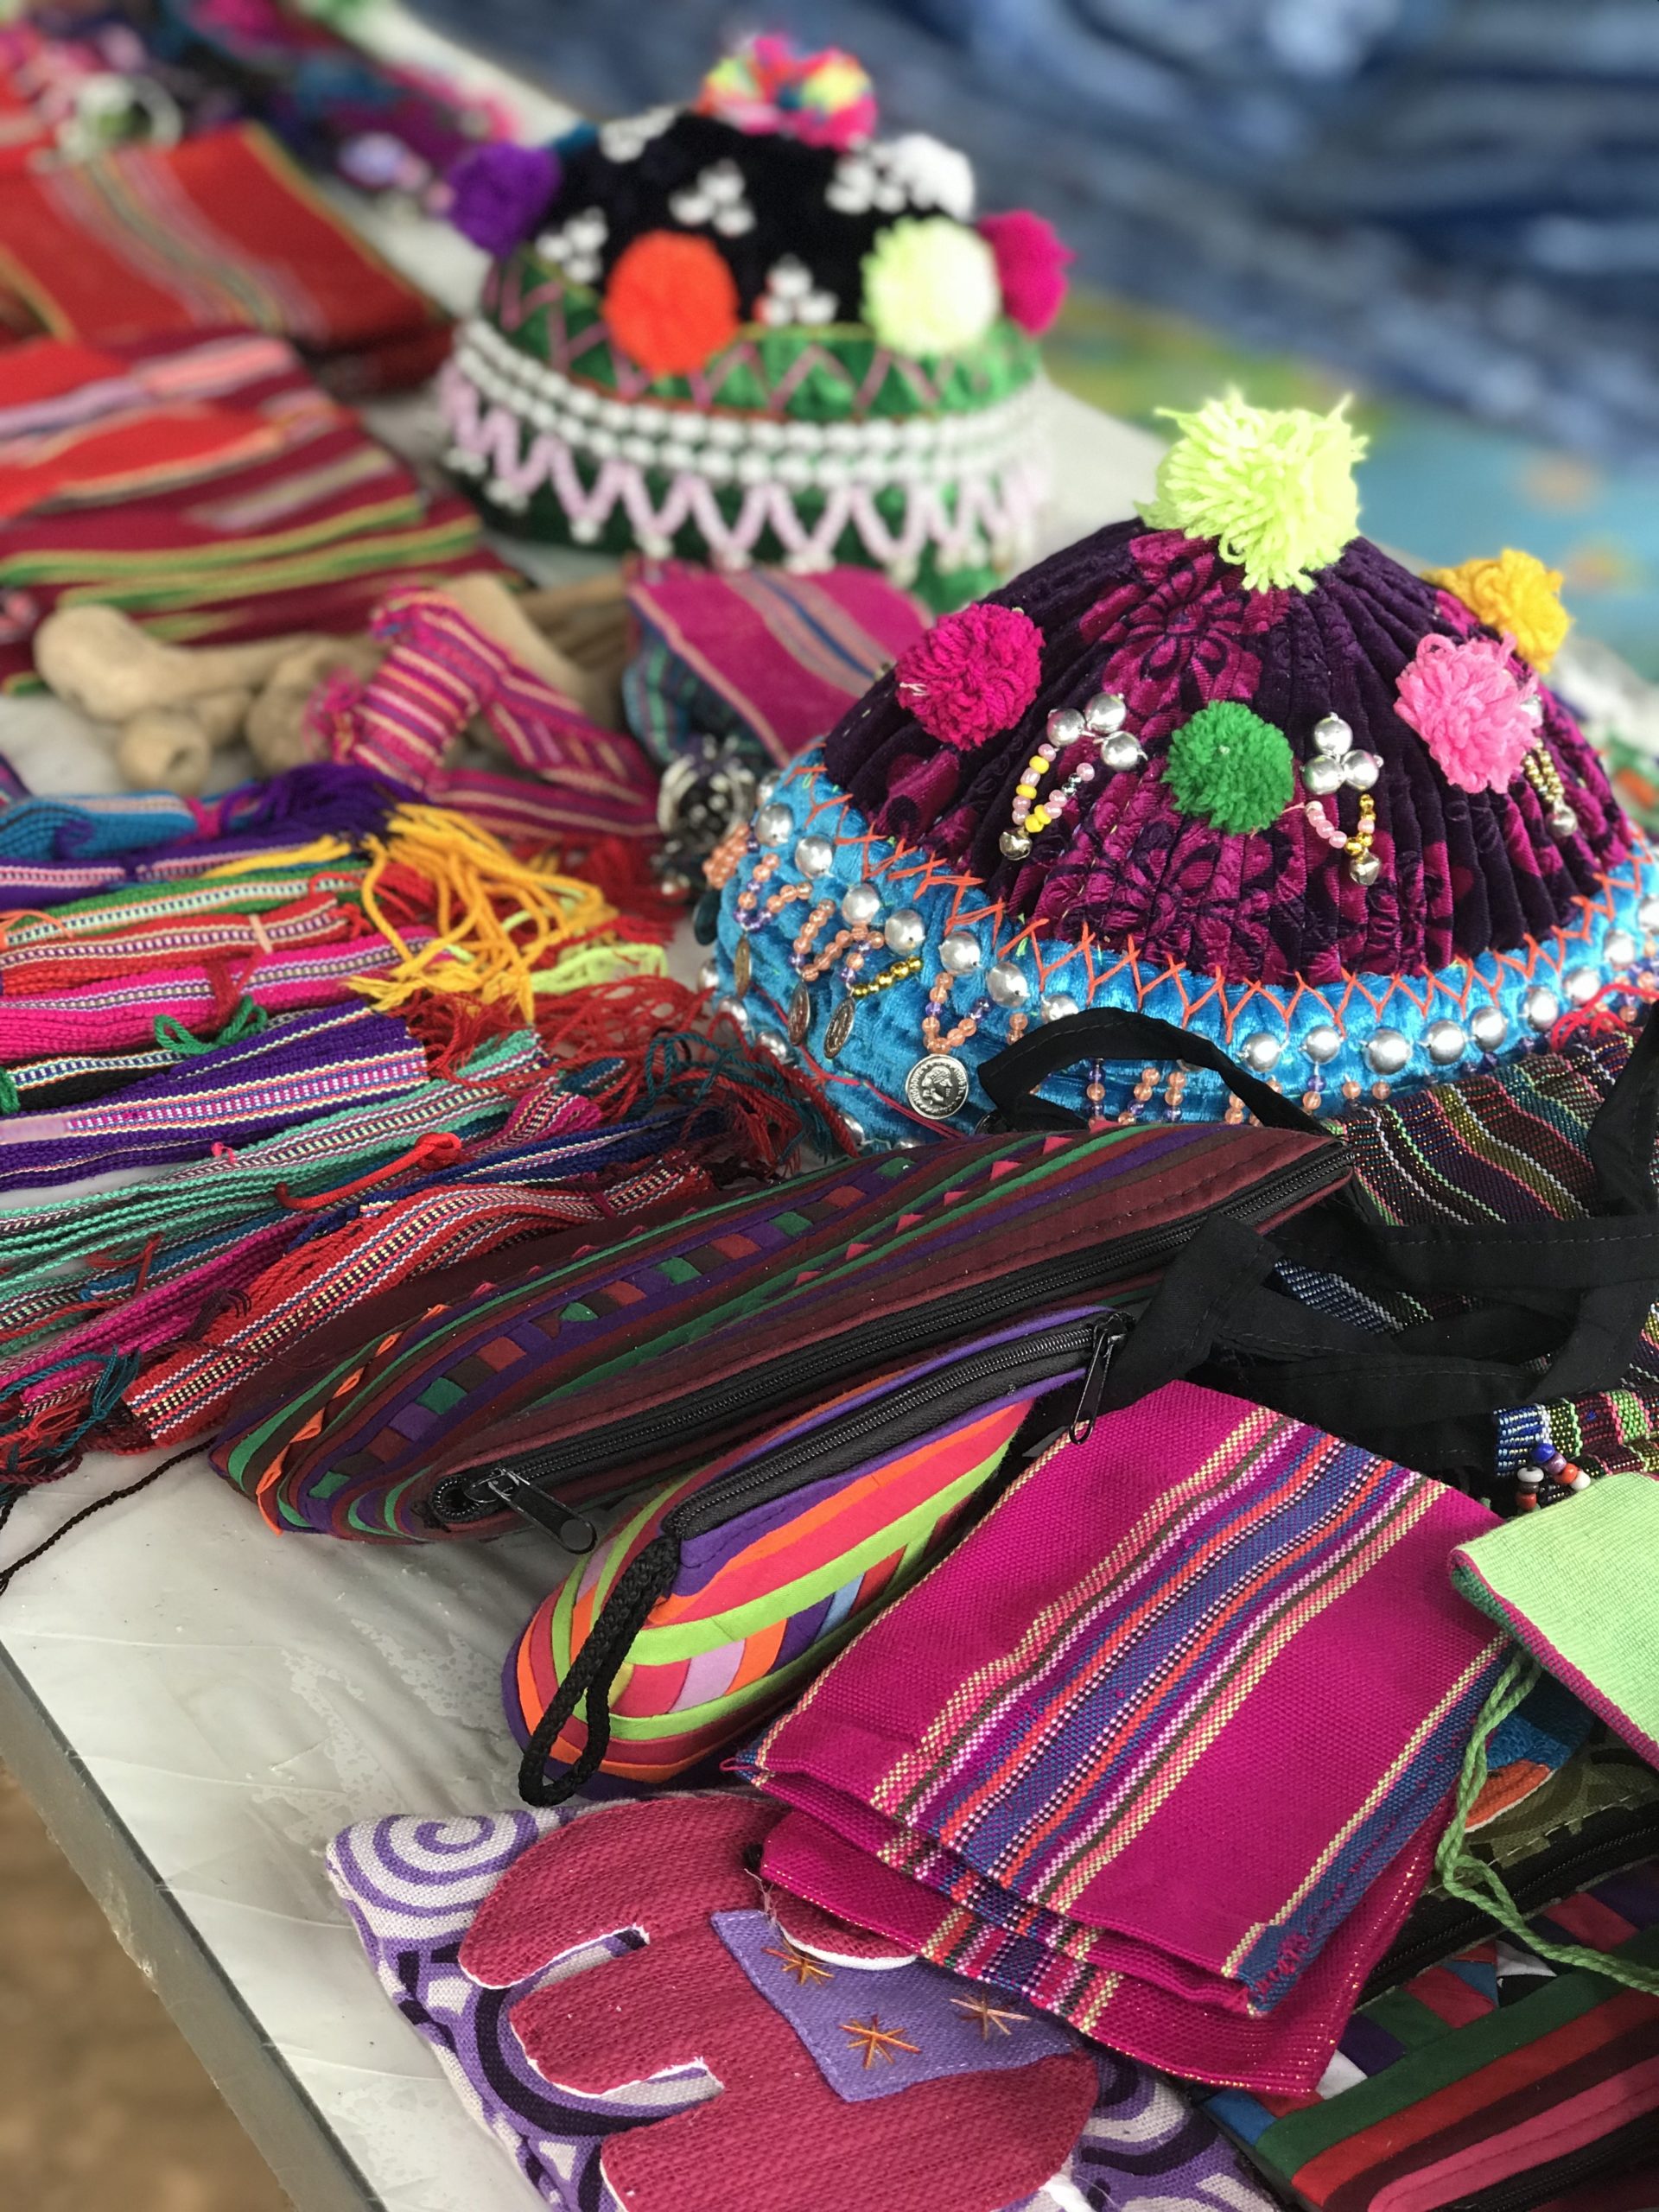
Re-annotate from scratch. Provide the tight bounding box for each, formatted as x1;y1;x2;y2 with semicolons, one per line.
710;394;1657;1143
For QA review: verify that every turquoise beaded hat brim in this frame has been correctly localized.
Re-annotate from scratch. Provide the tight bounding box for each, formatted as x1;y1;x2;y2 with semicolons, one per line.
714;751;1659;1144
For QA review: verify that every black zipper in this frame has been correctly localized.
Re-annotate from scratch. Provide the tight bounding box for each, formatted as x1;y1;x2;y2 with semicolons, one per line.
666;1311;1126;1540
431;1147;1340;1526
1439;2110;1659;2212
451;1313;1118;1543
1363;1798;1659;2000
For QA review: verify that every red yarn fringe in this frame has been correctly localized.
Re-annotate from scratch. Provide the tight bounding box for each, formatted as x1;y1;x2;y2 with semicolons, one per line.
552;836;681;945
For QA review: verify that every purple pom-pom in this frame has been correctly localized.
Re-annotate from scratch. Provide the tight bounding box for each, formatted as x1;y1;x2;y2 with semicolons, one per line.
445;143;561;259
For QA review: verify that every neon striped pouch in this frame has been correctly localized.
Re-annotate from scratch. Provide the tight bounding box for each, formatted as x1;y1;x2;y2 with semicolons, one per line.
505;1371;1054;1793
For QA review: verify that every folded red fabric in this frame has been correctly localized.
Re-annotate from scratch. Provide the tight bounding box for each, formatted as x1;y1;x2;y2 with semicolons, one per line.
0;124;447;390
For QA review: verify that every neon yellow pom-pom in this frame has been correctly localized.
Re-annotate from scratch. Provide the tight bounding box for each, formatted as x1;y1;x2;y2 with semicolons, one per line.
861;217;1000;359
1426;548;1571;673
1139;392;1367;594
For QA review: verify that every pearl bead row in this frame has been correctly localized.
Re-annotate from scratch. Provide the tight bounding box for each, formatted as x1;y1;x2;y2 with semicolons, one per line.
456;321;1041;486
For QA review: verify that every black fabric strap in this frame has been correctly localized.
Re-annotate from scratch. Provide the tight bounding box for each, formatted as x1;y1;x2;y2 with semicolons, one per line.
517;1534;678;1807
978;1008;1326;1135
1036;1007;1659;1479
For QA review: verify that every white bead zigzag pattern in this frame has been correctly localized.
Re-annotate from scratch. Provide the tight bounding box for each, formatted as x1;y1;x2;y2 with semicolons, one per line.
441;323;1049;581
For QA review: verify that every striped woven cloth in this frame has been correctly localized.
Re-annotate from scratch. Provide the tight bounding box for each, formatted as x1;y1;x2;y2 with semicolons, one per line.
0;127;447;386
1322;1028;1659;1487
0;1002;427;1188
0;1026;545;1319
318;587;658;842
743;1381;1507;2094
0;325;507;689
208;1116;1339;1541
130;1142;709;1452
0;931;436;1060
0;1065;707;1478
621;559;927;771
1205;1861;1659;2209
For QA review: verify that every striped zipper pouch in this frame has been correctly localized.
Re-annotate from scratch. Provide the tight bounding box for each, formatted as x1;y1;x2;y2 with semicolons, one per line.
1205;1860;1659;2212
505;1361;1059;1793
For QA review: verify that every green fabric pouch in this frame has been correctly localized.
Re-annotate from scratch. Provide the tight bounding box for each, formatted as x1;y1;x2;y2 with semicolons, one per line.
1452;1477;1659;1771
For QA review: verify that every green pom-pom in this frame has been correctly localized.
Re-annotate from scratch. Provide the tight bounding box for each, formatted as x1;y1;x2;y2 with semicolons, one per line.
1140;392;1367;593
1164;702;1294;833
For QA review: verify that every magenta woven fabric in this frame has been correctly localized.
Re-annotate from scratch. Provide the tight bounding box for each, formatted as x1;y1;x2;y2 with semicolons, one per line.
320;588;658;841
743;1382;1505;2092
625;558;928;767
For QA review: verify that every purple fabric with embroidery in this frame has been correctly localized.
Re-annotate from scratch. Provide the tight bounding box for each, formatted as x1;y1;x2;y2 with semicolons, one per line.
824;522;1624;986
327;1806;1277;2212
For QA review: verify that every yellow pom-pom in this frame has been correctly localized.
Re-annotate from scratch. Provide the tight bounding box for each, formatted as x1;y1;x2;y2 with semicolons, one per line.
861;217;1000;358
1139;392;1367;594
1425;548;1571;674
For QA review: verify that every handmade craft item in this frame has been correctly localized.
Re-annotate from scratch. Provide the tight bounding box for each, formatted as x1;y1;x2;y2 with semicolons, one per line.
1204;1859;1659;2212
0;123;448;390
622;557;927;774
505;1386;1052;1794
126;1127;712;1452
328;1792;1130;2212
33;569;630;796
1320;1024;1659;1496
0;328;509;694
209;1110;1344;1542
311;584;659;844
710;393;1650;1141
1452;1479;1659;1770
622;557;928;889
741;1381;1506;2093
438;36;1066;607
0;1000;429;1189
0;1088;718;1481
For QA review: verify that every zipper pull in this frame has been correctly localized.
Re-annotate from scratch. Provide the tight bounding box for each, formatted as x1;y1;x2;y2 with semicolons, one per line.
1068;1313;1128;1446
476;1465;598;1553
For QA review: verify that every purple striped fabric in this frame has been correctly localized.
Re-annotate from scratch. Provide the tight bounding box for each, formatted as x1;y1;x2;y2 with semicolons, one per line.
0;1002;428;1188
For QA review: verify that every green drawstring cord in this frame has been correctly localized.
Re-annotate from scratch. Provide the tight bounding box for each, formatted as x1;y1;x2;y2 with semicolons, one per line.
154;997;269;1057
1438;1649;1659;1993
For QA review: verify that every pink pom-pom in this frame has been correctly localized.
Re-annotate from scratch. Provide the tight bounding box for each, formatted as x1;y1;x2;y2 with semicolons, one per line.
976;210;1074;336
894;602;1044;751
1394;632;1539;794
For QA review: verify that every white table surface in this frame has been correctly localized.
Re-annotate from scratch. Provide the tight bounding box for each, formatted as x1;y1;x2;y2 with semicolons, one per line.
0;67;1163;2206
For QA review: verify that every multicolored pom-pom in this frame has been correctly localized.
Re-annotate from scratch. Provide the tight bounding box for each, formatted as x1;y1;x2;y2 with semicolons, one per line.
976;210;1073;336
1393;632;1540;795
894;603;1044;750
1426;548;1572;674
1140;394;1367;594
602;231;741;377
696;34;876;150
1164;702;1294;833
860;217;1001;359
444;143;561;258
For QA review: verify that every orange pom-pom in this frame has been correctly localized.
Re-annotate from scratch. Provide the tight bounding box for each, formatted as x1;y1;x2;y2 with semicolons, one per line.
602;231;741;378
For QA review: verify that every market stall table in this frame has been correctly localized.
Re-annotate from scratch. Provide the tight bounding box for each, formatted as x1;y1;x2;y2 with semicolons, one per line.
0;66;1163;2194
